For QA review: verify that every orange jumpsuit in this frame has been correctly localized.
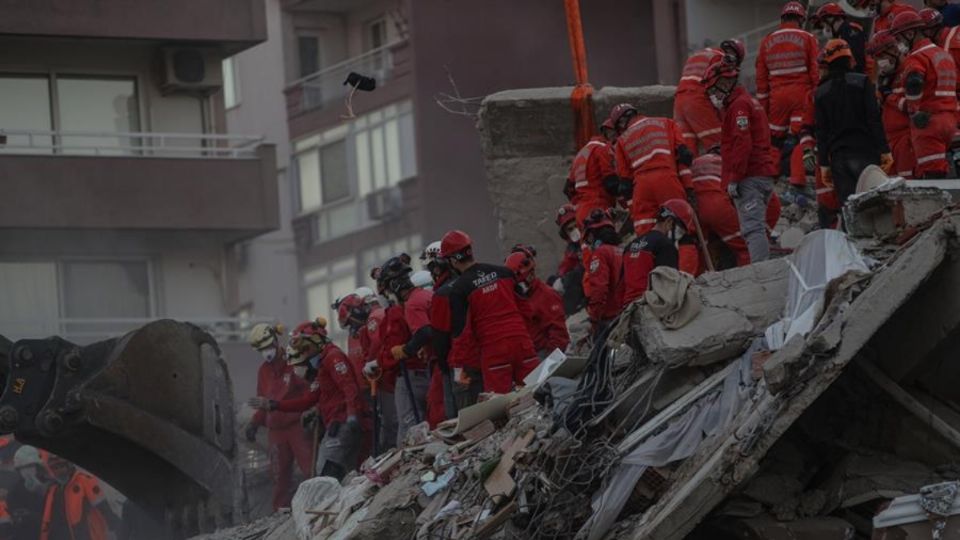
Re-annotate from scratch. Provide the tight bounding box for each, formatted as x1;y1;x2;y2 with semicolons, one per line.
903;39;958;177
674;48;724;154
690;154;750;266
881;81;916;179
570;136;617;226
938;25;960;106
756;21;819;186
614;116;689;234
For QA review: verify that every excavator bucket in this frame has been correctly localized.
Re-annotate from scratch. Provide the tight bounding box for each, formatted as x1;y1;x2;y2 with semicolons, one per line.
0;319;243;538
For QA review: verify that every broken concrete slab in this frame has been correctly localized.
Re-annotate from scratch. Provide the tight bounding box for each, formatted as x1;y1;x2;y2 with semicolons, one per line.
844;186;951;239
636;259;789;367
478;85;674;266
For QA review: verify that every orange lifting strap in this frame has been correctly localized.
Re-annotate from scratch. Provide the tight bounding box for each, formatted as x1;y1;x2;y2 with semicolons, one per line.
565;0;597;149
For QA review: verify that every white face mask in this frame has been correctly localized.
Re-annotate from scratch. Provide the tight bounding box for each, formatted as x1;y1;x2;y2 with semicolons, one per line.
709;93;726;110
672;225;687;241
896;41;910;55
292;365;308;379
877;58;894;75
19;467;47;494
568;229;581;243
260;348;277;362
822;27;833;39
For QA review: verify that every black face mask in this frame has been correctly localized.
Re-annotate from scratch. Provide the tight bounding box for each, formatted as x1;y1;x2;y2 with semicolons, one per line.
514;281;531;297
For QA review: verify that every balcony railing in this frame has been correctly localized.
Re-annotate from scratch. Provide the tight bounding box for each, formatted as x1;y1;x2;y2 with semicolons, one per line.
0;316;275;345
285;39;407;116
0;130;264;159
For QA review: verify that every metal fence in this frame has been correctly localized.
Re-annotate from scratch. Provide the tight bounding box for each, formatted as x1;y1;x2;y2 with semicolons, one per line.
0;130;264;158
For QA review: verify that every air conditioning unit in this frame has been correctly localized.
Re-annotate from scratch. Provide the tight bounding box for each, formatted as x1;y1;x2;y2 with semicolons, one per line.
157;47;223;95
366;186;403;221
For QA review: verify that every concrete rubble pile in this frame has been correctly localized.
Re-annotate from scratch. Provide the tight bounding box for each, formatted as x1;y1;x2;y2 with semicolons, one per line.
196;180;960;540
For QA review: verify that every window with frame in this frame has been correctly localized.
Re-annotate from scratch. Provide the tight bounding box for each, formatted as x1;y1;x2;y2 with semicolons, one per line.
365;18;387;52
303;257;357;348
298;35;321;78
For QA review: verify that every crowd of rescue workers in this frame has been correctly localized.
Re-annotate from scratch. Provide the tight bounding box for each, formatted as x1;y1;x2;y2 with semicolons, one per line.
243;0;960;513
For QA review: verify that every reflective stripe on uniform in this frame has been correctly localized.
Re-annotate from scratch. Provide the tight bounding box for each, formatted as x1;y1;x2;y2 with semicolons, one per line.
630;148;672;168
575;181;589;188
917;153;945;164
800;135;813;144
770;66;808;76
682;131;696;139
633;218;657;227
696;127;722;137
693;174;721;182
910;43;937;56
756;93;769;99
815;187;834;194
680;75;702;82
935;90;956;97
898;170;913;177
769;123;788;132
721;231;742;241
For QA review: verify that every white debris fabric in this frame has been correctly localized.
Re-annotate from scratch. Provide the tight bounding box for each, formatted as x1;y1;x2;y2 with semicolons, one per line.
579;341;762;540
765;230;868;350
291;477;341;540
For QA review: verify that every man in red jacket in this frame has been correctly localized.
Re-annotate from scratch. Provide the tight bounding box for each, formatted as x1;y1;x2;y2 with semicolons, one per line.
703;62;778;263
505;246;570;359
622;200;688;306
756;2;819;183
431;230;539;394
569;128;620;227
581;209;624;334
244;323;313;510
674;46;724;154
690;152;750;267
249;319;370;481
353;286;395;451
892;9;959;177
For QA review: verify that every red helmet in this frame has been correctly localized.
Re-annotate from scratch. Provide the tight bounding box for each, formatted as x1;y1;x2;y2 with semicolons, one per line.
814;2;846;22
701;61;740;89
608;103;638;131
504;251;536;283
600;118;616;133
867;29;898;55
556;203;577;240
583;208;615;232
288;318;330;365
919;7;944;29
440;229;473;261
720;39;745;67
890;10;925;35
510;243;537;260
781;1;806;19
334;294;365;329
658;199;696;234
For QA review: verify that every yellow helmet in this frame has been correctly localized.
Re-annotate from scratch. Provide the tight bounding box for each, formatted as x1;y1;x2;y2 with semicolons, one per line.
247;323;282;350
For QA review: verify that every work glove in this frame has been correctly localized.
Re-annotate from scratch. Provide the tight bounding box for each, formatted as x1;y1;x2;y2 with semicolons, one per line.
913;111;931;129
244;423;258;442
300;409;318;431
345;415;360;432
390;345;407;361
363;360;381;378
880;152;895;174
726;182;740;199
820;167;834;189
802;146;817;175
327;421;341;438
552;278;565;295
246;397;276;411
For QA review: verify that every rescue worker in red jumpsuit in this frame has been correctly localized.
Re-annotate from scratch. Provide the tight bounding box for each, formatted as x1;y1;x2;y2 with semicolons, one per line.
871;30;916;180
924;8;960;104
892;9;959;177
376;256;433;439
876;0;920;33
674;46;724;154
336;293;368;390
756;2;819;187
244;323;313;511
622;200;691;306
581;209;624;335
569;122;621;227
813;3;871;74
505;246;570;359
353;286;395;453
690;152;751;267
612;103;694;237
250;319;371;480
551;204;588;317
703;61;778;263
431;230;540;394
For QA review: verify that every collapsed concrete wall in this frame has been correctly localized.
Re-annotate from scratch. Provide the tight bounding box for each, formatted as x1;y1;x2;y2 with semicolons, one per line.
477;86;675;265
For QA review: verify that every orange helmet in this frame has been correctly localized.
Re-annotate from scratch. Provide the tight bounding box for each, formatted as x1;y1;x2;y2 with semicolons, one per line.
781;1;806;19
658;199;696;234
890;10;925;35
821;39;854;64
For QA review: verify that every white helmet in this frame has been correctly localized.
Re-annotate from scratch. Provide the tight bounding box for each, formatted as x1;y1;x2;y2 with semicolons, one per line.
14;446;42;469
247;323;281;351
354;286;378;306
411;270;433;289
421;241;442;262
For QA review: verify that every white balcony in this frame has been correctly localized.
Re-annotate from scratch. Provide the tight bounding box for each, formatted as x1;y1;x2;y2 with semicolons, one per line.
0;130;264;159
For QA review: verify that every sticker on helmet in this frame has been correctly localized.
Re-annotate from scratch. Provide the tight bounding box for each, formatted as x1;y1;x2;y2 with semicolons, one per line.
335;361;348;375
736;115;749;130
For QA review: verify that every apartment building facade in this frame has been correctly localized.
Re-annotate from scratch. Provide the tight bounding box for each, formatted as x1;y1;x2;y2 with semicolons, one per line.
225;0;686;344
0;0;276;371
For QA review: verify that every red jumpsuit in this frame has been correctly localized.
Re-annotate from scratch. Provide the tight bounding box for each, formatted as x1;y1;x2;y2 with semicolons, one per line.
516;278;570;356
376;305;409;393
557;242;582;277
674;48;724;154
903;39;958;176
690;154;750;266
584;243;624;323
570;136;617;226
275;343;372;467
251;356;313;510
881;83;916;179
938;25;960;102
614;116;689;234
755;22;819;166
622;230;679;306
357;306;385;369
399;287;443;428
874;2;918;33
432;263;538;394
346;334;367;391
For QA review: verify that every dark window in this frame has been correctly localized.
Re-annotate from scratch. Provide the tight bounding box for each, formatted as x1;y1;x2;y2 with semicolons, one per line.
298;35;320;78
